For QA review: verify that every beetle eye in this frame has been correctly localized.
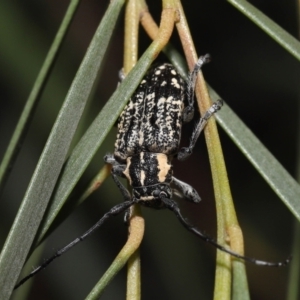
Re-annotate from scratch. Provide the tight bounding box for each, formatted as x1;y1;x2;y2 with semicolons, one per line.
152;190;160;197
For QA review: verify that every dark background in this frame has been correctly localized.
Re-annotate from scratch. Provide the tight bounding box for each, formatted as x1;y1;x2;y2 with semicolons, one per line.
0;1;299;299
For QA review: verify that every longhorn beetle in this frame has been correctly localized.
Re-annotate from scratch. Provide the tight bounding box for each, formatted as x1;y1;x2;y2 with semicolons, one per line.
15;54;289;290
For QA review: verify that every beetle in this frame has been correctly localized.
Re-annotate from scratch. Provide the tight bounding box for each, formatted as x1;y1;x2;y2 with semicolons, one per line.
104;58;219;210
14;54;289;290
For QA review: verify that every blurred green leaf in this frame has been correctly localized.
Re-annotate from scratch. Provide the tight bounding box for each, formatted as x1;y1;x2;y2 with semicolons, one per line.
0;0;125;298
0;0;81;194
228;0;300;61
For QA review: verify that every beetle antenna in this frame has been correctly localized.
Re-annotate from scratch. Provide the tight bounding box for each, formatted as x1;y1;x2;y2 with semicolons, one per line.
14;200;134;290
161;197;291;267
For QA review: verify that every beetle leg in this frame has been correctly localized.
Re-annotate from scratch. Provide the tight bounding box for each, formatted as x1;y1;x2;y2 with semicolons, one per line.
178;99;223;161
172;176;201;203
183;54;211;123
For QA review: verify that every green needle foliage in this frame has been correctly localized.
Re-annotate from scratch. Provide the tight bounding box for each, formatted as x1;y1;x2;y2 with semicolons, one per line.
0;1;299;299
